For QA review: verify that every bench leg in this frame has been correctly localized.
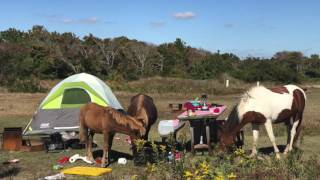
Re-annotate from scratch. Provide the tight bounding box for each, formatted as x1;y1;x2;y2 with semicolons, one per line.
190;127;195;155
162;137;167;143
206;124;212;155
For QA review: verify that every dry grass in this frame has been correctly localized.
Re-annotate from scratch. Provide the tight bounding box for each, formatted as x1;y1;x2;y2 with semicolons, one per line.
0;82;319;179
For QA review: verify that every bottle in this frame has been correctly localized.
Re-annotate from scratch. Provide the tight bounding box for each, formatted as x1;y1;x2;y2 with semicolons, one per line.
201;94;208;110
168;152;173;162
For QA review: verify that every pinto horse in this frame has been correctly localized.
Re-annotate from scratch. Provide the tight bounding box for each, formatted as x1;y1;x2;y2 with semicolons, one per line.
79;103;146;167
220;85;306;158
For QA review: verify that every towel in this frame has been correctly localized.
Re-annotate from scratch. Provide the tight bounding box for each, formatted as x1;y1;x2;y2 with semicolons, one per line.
62;166;112;176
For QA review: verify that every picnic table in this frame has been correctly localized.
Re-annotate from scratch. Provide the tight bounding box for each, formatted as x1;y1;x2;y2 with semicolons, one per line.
177;105;227;155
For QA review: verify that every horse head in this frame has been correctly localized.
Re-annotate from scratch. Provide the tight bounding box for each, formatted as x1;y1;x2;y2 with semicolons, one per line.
130;118;146;138
219;127;236;150
219;104;242;151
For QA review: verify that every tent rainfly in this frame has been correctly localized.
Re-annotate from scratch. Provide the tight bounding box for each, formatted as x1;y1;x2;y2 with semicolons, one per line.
23;73;123;135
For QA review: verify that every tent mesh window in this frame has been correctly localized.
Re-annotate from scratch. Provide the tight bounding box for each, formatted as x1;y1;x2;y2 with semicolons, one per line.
61;88;91;108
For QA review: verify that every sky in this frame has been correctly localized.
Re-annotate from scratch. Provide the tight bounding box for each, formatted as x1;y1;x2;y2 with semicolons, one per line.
0;0;319;58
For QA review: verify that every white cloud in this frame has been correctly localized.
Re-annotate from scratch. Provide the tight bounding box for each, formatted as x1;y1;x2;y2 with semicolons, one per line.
46;15;100;25
62;19;74;24
79;17;99;24
150;21;165;27
173;11;196;19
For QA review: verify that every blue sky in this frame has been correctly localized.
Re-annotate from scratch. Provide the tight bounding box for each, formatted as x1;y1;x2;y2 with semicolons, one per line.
0;0;319;58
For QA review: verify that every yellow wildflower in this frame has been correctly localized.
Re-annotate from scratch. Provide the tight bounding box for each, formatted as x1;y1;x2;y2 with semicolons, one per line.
199;161;211;175
131;174;138;180
195;175;205;180
151;141;158;153
227;172;237;179
150;164;157;173
234;148;245;157
134;139;147;152
160;145;167;153
184;170;193;178
215;175;225;180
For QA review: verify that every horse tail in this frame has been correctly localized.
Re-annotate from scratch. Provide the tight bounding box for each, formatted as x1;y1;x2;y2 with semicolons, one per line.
79;107;88;143
293;114;303;147
293;88;306;147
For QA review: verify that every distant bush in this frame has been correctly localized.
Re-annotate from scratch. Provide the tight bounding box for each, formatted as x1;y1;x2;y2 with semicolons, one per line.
7;77;46;93
1;26;320;93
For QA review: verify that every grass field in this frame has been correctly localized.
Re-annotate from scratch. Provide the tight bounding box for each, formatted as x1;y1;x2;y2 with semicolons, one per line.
0;84;320;179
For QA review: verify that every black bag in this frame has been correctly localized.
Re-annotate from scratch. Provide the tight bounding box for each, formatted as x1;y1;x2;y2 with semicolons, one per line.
44;132;66;152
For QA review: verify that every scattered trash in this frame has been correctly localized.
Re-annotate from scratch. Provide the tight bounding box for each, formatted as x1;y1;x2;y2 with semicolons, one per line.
38;173;65;180
95;158;102;165
175;152;182;161
0;163;20;178
61;166;112;176
117;158;127;165
167;152;174;162
3;159;20;165
58;156;70;164
53;164;63;170
69;154;93;164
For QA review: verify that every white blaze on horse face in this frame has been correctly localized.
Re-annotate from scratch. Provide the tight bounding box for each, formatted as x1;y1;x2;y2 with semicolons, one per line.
237;86;293;123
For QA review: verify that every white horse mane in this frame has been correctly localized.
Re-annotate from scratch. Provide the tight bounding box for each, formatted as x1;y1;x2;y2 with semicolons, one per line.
240;86;268;102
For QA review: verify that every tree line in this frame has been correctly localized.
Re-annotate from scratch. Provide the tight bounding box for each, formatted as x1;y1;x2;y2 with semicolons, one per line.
0;26;319;92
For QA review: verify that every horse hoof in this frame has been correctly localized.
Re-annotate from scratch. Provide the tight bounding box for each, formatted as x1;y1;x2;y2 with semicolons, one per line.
100;163;109;168
276;153;281;159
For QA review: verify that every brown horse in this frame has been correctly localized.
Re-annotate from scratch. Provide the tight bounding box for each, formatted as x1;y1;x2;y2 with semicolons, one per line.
127;94;158;140
79;103;146;167
220;85;306;158
107;94;157;155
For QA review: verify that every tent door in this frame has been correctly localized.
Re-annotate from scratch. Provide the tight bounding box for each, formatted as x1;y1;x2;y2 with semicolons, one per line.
61;88;91;108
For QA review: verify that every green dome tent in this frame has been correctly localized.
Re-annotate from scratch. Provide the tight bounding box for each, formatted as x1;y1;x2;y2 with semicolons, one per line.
23;73;123;135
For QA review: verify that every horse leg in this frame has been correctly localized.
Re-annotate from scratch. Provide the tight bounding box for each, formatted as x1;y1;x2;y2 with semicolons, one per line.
250;123;260;157
288;120;300;152
101;131;109;167
130;136;137;156
87;131;95;162
264;119;280;159
144;128;150;141
284;122;292;154
108;132;115;152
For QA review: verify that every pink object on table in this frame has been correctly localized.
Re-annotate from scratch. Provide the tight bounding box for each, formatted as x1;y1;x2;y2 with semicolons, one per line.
177;105;227;118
